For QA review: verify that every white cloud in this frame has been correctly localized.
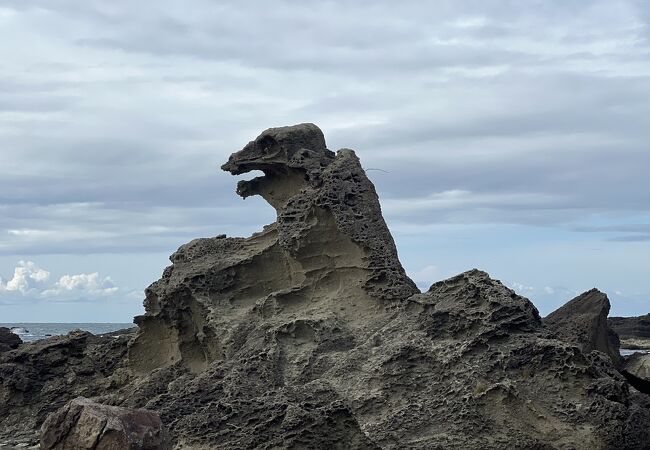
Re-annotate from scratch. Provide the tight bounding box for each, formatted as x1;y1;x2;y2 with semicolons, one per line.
0;260;50;293
0;261;119;302
511;282;535;293
543;286;555;295
48;272;118;296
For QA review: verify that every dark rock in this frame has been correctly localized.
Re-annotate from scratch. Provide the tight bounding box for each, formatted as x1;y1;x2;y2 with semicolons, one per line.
544;288;621;365
0;327;22;353
0;329;136;444
622;352;650;390
609;314;650;350
609;314;650;339
40;396;169;449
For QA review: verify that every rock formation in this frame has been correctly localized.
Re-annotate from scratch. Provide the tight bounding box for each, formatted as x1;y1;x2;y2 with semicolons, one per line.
543;289;622;366
1;123;650;449
40;397;169;450
621;353;650;394
0;326;21;353
609;314;650;350
610;314;650;338
0;329;135;445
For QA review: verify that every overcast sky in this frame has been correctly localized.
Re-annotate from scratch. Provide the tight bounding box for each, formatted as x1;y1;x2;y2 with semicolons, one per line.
1;0;649;322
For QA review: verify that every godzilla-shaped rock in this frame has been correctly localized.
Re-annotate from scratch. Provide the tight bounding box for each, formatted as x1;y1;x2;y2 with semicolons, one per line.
116;124;649;448
1;124;650;449
40;396;169;450
128;123;418;374
544;288;621;366
0;327;21;353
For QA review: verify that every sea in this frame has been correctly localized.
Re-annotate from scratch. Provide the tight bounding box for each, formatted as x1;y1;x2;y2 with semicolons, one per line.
0;323;135;342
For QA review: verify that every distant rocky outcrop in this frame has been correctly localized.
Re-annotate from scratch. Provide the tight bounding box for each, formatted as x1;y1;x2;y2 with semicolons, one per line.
543;289;622;366
40;396;169;450
609;314;650;350
0;327;21;353
1;124;649;449
609;314;650;338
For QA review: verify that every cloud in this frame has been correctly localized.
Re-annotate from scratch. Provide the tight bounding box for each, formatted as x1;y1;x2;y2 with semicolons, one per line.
0;261;119;302
43;272;118;297
0;260;50;294
511;282;535;294
0;0;649;317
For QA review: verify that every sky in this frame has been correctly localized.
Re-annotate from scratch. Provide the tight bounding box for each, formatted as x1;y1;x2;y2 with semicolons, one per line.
1;0;649;322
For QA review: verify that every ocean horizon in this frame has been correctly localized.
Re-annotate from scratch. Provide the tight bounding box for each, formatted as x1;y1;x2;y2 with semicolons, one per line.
0;323;136;342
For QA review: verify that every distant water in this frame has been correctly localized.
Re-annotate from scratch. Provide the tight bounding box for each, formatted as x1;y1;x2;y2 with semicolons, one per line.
0;323;135;342
621;348;650;356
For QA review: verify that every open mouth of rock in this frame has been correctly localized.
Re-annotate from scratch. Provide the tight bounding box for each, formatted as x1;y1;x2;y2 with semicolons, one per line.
221;160;307;209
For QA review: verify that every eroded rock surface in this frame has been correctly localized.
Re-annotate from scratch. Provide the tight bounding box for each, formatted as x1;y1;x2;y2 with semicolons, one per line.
544;289;621;366
1;124;649;449
41;396;169;450
0;326;21;353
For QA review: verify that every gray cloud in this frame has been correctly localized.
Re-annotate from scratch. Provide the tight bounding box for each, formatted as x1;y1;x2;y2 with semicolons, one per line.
0;0;649;255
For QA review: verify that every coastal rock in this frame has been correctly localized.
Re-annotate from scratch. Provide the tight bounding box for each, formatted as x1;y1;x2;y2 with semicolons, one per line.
2;124;650;449
128;123;418;375
0;329;135;445
543;288;621;365
40;396;169;450
609;314;650;350
609;313;650;338
0;327;22;353
115;124;649;448
621;353;650;394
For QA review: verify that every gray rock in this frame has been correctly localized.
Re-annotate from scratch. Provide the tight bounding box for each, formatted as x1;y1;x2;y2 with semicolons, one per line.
544;288;621;365
40;396;169;449
622;352;650;393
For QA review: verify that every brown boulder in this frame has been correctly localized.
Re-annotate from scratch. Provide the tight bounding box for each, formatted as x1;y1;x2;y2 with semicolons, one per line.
544;288;621;365
40;397;169;450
